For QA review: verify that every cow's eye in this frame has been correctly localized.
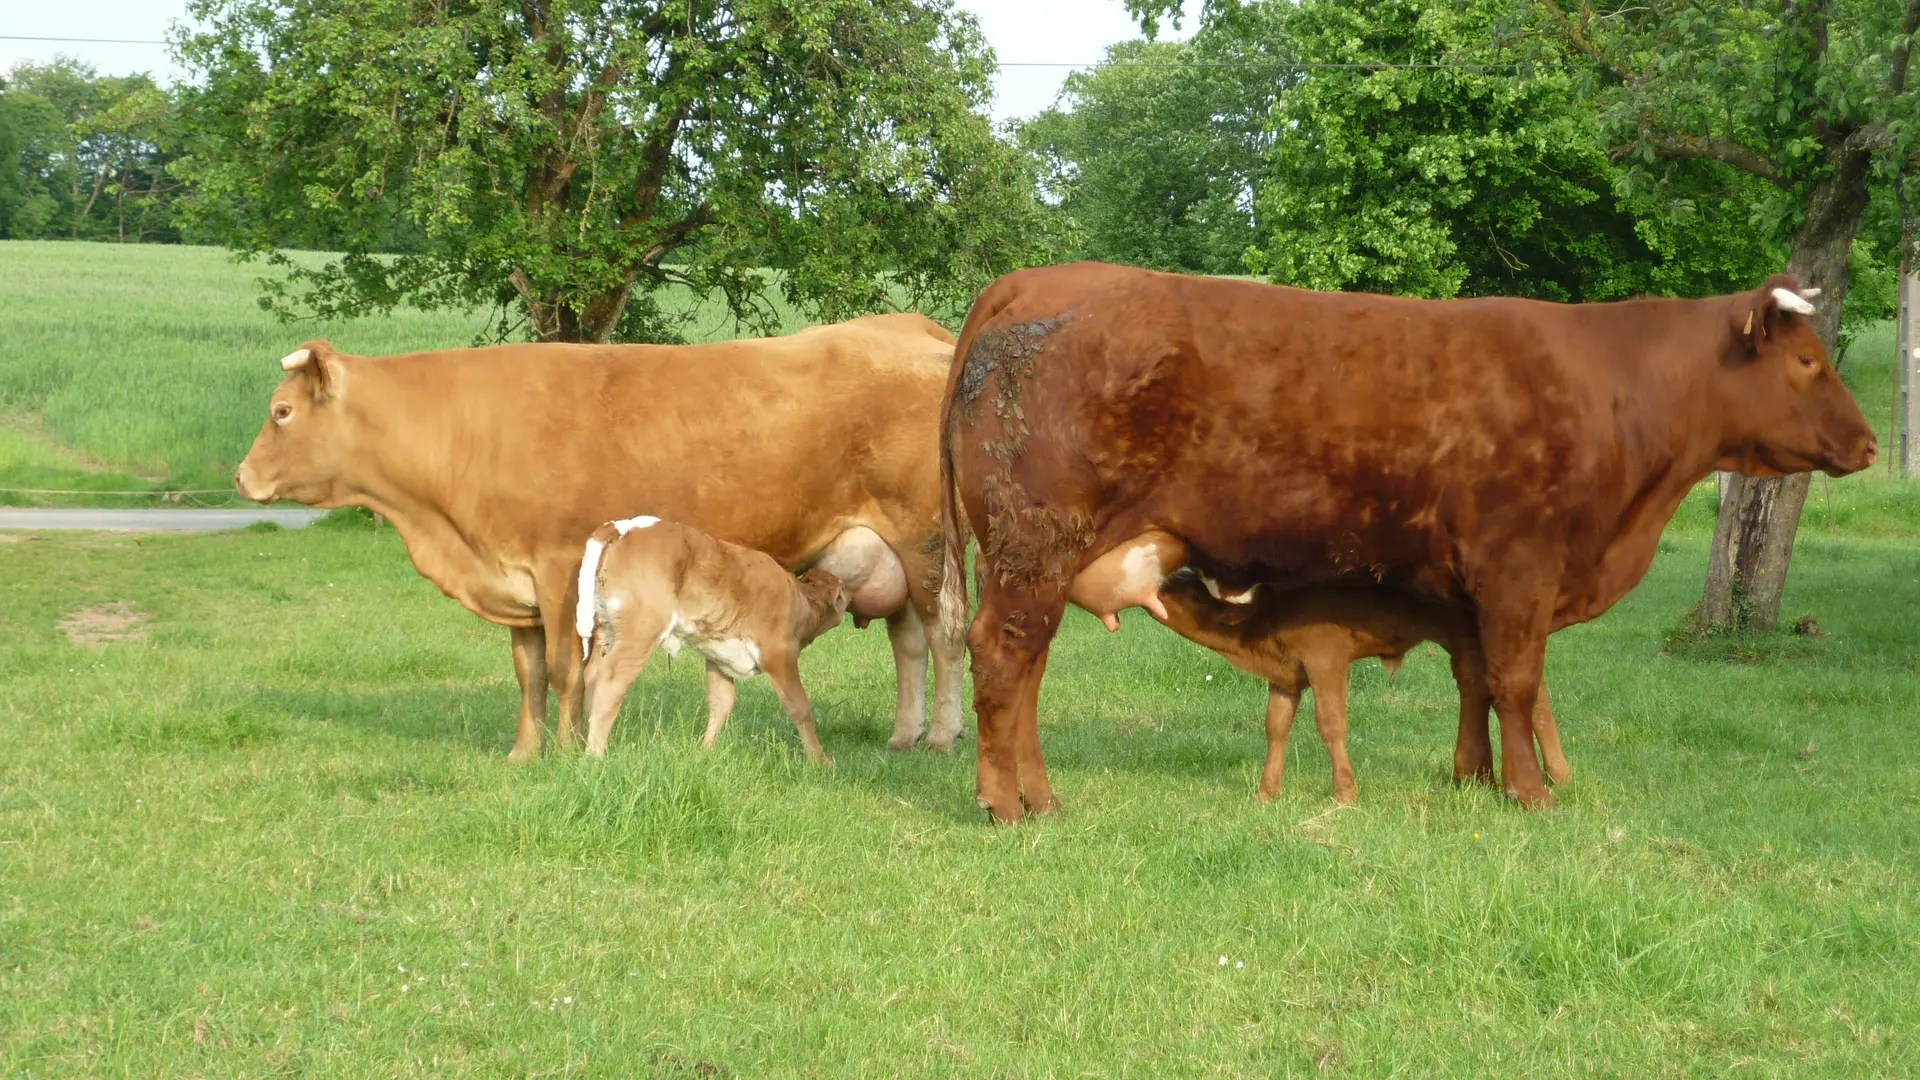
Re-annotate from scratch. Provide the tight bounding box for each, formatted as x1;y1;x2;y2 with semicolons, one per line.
1798;356;1818;370
272;402;294;422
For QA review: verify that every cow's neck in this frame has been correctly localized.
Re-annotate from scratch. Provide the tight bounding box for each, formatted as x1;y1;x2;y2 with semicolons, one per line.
331;365;540;624
1559;296;1739;625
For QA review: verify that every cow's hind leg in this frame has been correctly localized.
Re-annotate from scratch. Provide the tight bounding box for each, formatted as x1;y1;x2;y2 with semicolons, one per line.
884;602;931;751
700;663;739;750
968;577;1068;823
508;626;549;762
1258;683;1303;802
925;603;968;752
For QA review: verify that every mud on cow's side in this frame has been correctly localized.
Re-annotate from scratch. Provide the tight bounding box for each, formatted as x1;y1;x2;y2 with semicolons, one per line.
236;314;966;761
938;262;1877;823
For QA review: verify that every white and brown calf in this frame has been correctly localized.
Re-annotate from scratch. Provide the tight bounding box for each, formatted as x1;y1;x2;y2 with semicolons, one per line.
574;517;871;761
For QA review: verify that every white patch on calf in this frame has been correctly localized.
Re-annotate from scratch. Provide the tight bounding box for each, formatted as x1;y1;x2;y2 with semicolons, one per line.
1771;287;1816;316
698;637;764;681
576;536;609;659
279;348;313;370
1199;572;1259;605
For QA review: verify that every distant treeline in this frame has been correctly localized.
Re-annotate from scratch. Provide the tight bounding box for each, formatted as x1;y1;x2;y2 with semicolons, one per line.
0;59;421;251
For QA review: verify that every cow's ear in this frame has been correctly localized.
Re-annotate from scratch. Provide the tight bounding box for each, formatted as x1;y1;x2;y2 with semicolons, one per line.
1734;274;1818;354
278;339;343;399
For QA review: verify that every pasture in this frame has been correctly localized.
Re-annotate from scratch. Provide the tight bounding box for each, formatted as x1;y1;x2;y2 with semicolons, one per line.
3;241;1919;1075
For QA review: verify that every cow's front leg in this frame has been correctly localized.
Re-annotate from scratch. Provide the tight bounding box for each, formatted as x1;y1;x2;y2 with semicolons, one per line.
1475;587;1556;810
884;602;931;751
508;625;548;762
536;572;587;750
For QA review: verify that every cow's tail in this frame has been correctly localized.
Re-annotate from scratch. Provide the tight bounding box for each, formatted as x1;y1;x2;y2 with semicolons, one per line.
936;274;1025;643
575;524;618;661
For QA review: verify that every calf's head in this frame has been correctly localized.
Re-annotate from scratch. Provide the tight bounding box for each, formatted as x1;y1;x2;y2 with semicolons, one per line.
794;568;851;644
234;341;354;505
1717;276;1877;477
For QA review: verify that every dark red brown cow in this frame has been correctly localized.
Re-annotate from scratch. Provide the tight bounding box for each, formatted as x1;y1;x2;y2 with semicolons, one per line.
937;263;1877;822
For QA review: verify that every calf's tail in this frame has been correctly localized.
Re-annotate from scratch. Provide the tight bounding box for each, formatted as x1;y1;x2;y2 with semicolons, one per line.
575;526;618;661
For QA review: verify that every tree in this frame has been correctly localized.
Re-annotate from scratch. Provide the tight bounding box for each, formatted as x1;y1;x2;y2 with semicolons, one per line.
1539;0;1920;631
1245;0;1775;302
0;61;187;242
174;0;1069;344
1018;14;1278;275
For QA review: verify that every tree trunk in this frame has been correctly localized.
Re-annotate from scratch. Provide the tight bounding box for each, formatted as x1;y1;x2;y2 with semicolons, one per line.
1697;158;1869;632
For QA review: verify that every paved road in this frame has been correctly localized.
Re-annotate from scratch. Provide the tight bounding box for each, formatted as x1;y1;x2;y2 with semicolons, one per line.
0;508;327;532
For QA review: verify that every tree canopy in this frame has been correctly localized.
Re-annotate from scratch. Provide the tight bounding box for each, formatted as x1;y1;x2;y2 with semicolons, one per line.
174;0;1070;343
0;61;185;242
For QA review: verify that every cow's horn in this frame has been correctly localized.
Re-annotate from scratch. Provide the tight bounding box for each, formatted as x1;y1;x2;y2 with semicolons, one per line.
1770;287;1816;315
279;348;314;370
1798;287;1821;299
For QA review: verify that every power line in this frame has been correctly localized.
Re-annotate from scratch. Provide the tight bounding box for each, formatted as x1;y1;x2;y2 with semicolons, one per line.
1;35;1530;74
0;35;169;45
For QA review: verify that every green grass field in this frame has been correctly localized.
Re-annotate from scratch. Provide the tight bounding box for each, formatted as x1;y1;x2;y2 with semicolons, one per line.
2;240;1919;1075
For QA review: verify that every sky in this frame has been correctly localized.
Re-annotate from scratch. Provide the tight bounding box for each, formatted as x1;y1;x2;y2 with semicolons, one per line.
0;0;1203;123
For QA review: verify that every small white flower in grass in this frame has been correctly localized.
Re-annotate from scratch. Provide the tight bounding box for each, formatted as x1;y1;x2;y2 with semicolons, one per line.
564;997;573;1005
398;965;406;973
1206;674;1213;681
461;962;470;968
1218;955;1229;966
1236;961;1245;969
401;984;409;993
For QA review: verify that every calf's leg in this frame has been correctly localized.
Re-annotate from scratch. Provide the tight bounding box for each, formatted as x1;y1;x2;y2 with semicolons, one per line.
1448;636;1497;787
508;625;549;762
1258;684;1303;801
700;663;739;750
884;602;931;752
1302;653;1359;805
765;651;832;766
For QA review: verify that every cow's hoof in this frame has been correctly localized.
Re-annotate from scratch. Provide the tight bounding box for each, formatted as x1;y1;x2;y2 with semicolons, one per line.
1452;768;1497;789
886;734;922;753
922;736;958;754
1504;785;1556;811
1023;792;1062;817
1546;760;1574;786
979;794;1025;825
506;744;541;764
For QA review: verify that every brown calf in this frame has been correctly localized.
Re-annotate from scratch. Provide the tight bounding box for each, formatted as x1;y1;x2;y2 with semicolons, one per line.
575;517;854;762
1153;569;1568;804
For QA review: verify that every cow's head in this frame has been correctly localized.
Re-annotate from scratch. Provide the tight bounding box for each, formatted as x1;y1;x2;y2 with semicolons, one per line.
794;568;850;644
1715;275;1877;478
234;340;355;506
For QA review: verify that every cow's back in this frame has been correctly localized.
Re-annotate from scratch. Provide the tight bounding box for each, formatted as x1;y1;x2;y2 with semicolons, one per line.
367;313;951;583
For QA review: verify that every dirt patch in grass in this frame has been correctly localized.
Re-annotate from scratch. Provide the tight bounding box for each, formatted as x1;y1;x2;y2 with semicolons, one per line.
59;601;151;645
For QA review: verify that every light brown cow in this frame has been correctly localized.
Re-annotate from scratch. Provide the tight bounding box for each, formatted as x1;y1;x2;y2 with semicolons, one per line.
235;315;964;760
1150;567;1567;805
574;517;853;761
